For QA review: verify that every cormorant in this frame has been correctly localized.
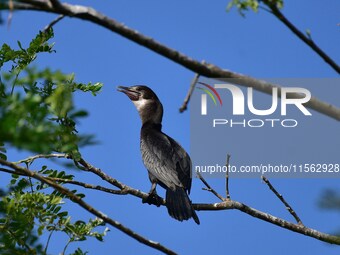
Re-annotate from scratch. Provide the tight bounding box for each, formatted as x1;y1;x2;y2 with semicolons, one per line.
118;85;200;224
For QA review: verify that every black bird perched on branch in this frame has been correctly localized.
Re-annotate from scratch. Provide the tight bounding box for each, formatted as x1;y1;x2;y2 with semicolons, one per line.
117;85;200;224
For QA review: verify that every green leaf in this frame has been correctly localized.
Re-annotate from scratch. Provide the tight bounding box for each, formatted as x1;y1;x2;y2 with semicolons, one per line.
71;248;89;255
57;211;68;218
70;110;88;118
27;28;55;55
226;0;283;15
46;84;73;118
75;82;103;96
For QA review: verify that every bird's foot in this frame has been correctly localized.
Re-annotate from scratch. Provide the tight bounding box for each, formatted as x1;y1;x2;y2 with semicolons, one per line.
142;192;163;207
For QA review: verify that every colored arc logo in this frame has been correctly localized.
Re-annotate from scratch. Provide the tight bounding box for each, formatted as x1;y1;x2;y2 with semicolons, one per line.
197;82;223;106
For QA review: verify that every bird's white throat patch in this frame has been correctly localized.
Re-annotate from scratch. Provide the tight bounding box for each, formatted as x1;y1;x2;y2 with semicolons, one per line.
132;98;150;111
132;97;162;123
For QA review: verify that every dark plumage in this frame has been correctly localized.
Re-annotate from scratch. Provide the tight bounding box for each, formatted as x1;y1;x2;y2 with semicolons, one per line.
118;85;199;224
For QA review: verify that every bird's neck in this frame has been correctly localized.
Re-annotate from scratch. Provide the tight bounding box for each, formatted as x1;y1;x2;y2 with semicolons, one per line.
138;101;163;126
141;121;162;132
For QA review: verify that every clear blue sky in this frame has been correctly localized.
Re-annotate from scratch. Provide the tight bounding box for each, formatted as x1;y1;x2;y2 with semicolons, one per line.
1;0;340;254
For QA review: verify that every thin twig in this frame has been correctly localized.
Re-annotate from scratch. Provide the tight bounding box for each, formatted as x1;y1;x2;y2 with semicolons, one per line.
44;228;55;255
62;239;71;255
179;73;199;113
0;166;143;197
14;153;70;164
0;167;126;195
263;1;340;74
48;177;126;195
196;172;224;202
43;14;64;32
225;154;231;200
3;1;340;120
261;175;303;225
77;158;165;205
10;72;19;95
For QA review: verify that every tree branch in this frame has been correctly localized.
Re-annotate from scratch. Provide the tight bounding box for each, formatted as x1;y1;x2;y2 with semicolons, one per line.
48;0;63;10
2;0;340;120
196;172;225;201
14;153;72;164
13;153;163;204
261;175;303;225
0;167;126;195
0;158;176;255
1;0;340;249
195;171;340;244
77;157;164;204
263;1;340;74
43;14;64;32
194;200;340;245
225;154;231;200
2;155;340;246
179;73;199;113
49;177;127;195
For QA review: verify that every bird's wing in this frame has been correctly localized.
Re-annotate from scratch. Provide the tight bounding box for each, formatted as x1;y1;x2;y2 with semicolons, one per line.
141;130;192;192
166;135;192;193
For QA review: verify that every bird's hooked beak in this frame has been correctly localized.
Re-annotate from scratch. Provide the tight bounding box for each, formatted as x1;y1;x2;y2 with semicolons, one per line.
117;86;140;101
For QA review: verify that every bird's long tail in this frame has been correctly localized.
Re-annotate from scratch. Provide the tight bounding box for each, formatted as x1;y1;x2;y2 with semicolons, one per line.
166;187;200;225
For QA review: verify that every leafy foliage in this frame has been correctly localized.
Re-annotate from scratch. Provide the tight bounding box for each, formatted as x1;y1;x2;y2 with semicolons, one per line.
0;28;103;157
1;168;108;255
227;0;284;15
0;29;55;72
0;29;106;254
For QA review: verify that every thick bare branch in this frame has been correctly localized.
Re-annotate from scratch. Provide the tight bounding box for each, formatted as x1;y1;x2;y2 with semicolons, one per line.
195;171;340;244
2;1;340;120
48;0;63;10
194;201;340;245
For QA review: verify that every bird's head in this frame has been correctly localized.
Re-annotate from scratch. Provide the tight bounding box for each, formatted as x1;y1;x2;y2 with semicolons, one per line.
117;85;163;124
